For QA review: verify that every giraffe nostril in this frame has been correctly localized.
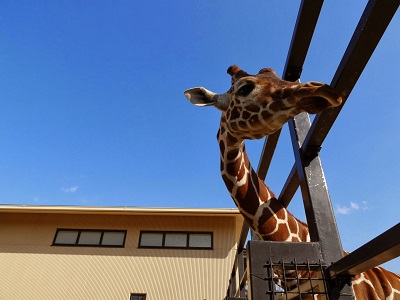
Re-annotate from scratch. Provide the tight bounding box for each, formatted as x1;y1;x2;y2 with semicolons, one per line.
307;81;324;87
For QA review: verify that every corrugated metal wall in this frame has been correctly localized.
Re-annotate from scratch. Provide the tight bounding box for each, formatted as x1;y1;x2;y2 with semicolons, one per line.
0;212;240;300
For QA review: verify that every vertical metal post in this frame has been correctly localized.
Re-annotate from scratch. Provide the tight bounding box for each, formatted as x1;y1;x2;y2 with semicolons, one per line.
288;113;354;298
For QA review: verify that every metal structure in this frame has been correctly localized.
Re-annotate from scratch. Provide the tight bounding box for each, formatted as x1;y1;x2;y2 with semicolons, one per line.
225;1;400;299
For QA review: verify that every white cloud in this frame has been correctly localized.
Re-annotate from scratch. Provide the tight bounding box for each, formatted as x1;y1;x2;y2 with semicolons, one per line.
350;202;359;210
336;205;351;215
336;201;368;215
61;186;79;193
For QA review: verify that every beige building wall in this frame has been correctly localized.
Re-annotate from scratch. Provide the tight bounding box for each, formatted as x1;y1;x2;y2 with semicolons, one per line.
0;207;243;300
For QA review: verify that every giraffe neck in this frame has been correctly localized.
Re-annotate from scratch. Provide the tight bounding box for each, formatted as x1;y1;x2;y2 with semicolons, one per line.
218;122;309;242
217;123;400;298
218;123;400;299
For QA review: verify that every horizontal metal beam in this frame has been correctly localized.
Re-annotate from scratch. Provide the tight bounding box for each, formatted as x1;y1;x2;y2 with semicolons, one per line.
327;223;400;279
247;240;323;263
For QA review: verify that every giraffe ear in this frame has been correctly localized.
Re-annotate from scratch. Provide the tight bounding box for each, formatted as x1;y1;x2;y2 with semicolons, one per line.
184;87;229;111
184;87;217;107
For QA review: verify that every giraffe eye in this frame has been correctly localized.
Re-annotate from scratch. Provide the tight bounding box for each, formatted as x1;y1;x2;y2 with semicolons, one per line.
237;83;254;97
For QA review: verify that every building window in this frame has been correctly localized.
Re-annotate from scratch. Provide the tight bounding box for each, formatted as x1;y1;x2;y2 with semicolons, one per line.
53;229;126;247
130;294;146;300
138;231;213;249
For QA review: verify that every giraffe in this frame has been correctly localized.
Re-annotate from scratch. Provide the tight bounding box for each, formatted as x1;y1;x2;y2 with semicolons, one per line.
184;65;400;299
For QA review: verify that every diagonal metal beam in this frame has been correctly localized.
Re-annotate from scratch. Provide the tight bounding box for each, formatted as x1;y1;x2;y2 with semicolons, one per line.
278;0;400;208
327;223;400;279
278;165;298;208
302;0;400;153
257;0;324;180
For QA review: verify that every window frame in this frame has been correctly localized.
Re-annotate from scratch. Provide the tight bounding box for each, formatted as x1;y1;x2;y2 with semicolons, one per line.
138;231;213;250
52;229;127;248
130;293;146;300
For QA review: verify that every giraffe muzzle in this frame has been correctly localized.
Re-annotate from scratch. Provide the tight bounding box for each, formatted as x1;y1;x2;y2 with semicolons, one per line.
296;82;342;114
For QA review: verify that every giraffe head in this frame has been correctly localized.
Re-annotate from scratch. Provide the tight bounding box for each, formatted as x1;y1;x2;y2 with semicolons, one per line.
184;65;342;139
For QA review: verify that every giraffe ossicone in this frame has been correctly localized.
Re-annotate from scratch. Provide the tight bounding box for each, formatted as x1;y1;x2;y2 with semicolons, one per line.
184;65;400;299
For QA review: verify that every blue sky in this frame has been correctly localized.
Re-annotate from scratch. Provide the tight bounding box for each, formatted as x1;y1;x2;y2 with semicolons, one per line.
1;1;399;271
